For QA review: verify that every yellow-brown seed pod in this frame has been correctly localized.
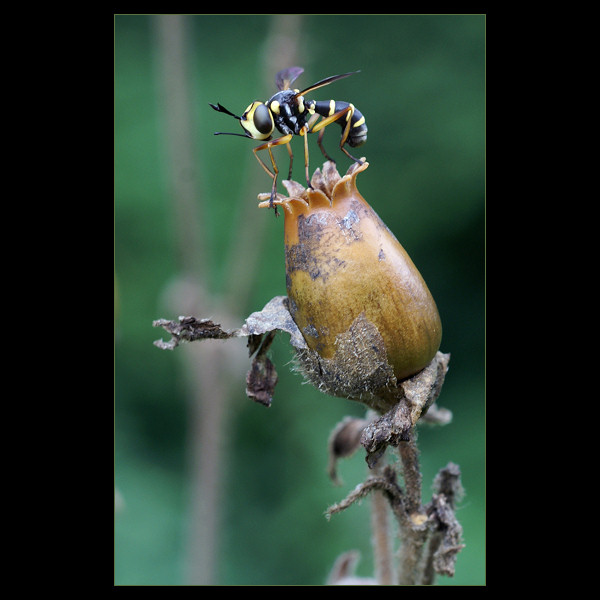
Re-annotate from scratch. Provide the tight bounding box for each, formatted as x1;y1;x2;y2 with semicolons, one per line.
259;160;442;411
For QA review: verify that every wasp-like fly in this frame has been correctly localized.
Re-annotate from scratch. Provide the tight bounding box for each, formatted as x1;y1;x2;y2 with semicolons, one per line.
210;67;367;211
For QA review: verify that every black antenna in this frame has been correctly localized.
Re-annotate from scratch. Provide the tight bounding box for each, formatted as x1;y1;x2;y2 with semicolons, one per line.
209;103;251;137
209;103;241;119
213;131;251;138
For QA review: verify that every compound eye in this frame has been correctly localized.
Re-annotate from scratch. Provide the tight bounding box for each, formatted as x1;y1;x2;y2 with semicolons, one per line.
253;103;273;135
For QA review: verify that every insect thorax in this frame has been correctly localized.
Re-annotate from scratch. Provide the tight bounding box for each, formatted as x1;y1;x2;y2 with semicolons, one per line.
267;89;310;136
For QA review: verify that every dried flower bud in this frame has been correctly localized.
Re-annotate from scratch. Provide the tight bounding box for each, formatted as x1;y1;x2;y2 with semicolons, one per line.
155;160;449;428
259;160;443;414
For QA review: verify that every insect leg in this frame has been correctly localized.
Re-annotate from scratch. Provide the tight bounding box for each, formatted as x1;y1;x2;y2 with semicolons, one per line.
339;144;363;164
317;128;335;163
305;112;333;163
309;104;352;136
310;105;363;164
301;125;311;188
252;134;294;210
285;142;293;180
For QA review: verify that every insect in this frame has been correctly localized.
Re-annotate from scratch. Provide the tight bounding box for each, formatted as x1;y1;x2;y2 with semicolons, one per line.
210;67;367;212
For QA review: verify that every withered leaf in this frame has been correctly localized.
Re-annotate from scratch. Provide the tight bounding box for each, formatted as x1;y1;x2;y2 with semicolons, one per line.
246;347;278;408
154;296;306;406
327;416;369;484
152;317;236;350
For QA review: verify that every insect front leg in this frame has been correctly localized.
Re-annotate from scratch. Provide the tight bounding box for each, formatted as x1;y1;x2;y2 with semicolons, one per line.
252;134;294;211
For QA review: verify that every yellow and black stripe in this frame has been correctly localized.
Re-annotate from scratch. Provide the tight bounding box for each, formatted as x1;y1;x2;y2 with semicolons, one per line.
308;100;368;148
210;67;367;212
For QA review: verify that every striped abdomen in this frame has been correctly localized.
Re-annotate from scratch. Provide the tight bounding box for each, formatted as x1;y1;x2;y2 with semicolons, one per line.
312;100;368;147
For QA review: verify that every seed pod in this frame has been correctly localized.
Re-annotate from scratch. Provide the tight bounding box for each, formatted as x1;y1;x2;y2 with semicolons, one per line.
259;160;443;413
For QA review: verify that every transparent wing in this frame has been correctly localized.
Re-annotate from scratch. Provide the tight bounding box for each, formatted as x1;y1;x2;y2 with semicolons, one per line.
275;66;304;90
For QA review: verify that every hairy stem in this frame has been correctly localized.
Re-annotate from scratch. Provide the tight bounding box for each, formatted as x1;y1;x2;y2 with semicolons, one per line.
370;459;394;585
396;429;429;585
397;429;422;515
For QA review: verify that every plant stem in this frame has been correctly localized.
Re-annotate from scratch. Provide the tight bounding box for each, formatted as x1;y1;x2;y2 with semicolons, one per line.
397;429;422;514
370;459;394;585
396;429;429;585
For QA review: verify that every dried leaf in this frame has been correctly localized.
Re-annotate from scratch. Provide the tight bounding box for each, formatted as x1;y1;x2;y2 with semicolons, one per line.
429;493;465;578
246;350;278;407
240;295;307;350
152;317;236;350
432;462;464;508
154;300;451;420
327;416;369;484
153;296;306;406
245;330;278;407
421;463;465;583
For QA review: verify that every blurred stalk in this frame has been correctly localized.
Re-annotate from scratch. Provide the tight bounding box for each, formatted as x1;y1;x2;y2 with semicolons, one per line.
154;15;216;586
154;14;305;585
154;16;207;281
221;14;305;315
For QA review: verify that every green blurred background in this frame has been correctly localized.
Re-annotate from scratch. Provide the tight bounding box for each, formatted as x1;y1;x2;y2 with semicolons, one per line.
115;14;485;586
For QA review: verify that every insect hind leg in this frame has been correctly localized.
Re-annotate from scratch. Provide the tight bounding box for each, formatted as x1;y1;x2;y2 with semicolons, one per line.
309;104;363;165
317;128;336;163
340;145;363;164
